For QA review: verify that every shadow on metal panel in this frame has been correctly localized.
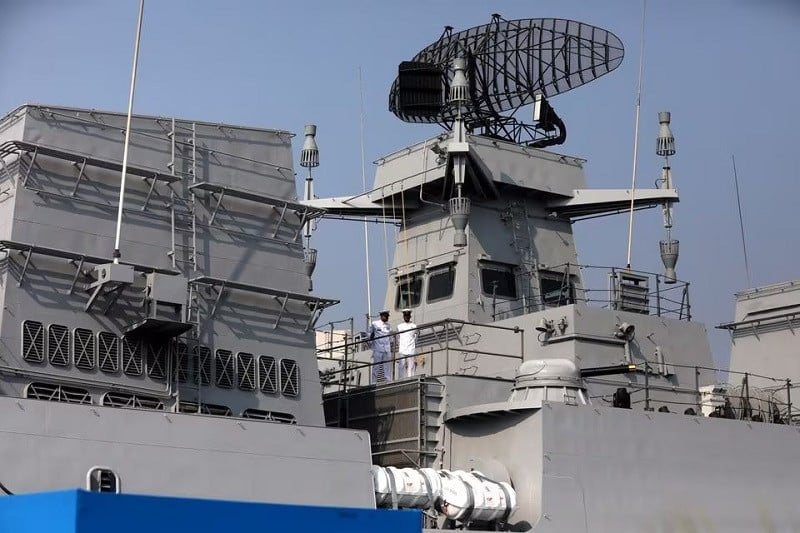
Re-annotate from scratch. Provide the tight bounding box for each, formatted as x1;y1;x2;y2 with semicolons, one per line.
0;489;421;533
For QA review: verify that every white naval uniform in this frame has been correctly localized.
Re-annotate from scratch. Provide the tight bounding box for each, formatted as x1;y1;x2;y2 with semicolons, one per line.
369;319;392;383
396;320;418;379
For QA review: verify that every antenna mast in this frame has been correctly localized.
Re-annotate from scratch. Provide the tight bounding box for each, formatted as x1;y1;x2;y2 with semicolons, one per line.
625;0;647;269
359;67;373;319
113;0;145;263
731;155;752;287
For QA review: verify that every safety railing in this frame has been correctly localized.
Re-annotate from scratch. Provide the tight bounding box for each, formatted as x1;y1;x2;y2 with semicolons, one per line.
316;318;525;393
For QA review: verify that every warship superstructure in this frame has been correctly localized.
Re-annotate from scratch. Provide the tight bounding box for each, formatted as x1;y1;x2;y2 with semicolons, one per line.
0;12;798;533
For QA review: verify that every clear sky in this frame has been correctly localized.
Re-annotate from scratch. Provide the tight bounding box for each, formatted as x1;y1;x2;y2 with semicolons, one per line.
1;0;798;367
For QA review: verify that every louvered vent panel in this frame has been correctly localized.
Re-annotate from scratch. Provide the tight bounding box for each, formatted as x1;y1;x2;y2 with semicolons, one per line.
242;408;297;424
122;337;143;376
98;332;119;373
237;352;255;391
280;359;299;397
193;346;211;385
73;328;95;370
215;349;234;389
258;356;277;393
175;342;190;383
102;392;164;410
21;320;44;363
179;402;232;416
26;382;91;404
47;324;70;366
147;341;169;381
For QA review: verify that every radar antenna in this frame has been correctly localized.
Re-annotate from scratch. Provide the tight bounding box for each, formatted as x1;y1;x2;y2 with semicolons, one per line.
389;15;625;146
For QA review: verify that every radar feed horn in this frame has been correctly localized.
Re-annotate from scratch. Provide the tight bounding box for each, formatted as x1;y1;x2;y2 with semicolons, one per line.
390;15;625;146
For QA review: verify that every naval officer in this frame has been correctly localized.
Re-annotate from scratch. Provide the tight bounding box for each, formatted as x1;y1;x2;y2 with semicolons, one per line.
369;310;392;383
396;308;418;379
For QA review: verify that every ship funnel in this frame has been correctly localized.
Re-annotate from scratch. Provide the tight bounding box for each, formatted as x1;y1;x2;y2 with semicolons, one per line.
660;239;679;284
449;196;470;247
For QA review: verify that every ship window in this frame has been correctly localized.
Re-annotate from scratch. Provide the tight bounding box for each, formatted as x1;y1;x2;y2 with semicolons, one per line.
280;358;299;397
480;262;517;299
87;467;120;493
242;408;297;424
194;345;211;385
73;328;96;370
22;320;45;363
427;265;456;303
25;382;91;404
121;337;144;376
395;272;423;309
47;324;70;367
215;349;234;389
146;341;169;381
539;272;575;307
237;352;256;391
258;356;278;394
174;342;191;383
102;392;164;411
98;332;119;374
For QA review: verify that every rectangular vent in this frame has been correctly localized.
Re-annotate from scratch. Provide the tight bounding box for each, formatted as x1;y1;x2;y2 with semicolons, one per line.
178;402;232;417
98;332;119;373
194;346;211;385
258;356;278;394
21;320;44;363
102;392;164;410
242;408;296;424
237;352;255;391
280;358;299;397
73;328;95;370
146;341;170;381
121;337;143;376
175;342;190;383
26;382;91;404
47;324;70;367
215;349;234;389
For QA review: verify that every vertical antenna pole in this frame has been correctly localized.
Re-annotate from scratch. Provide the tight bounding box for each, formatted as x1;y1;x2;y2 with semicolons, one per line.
359;67;373;319
625;0;647;269
113;0;145;263
731;155;752;287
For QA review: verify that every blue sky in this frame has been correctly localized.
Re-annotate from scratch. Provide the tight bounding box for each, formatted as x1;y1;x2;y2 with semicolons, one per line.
1;0;798;366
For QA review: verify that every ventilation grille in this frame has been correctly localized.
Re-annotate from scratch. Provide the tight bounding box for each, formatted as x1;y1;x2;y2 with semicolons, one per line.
194;345;211;385
237;352;255;391
242;408;297;424
102;392;164;411
215;349;234;389
73;328;95;370
121;337;143;376
280;359;299;397
26;382;91;404
147;342;169;381
21;320;44;363
178;402;232;417
98;332;119;374
175;342;190;383
47;324;70;366
259;356;278;394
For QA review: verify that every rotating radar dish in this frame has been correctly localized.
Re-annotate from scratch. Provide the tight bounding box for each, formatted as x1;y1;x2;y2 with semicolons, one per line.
389;15;625;146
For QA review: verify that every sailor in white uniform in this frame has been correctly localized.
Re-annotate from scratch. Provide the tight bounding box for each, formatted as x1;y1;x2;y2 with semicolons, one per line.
369;310;392;383
396;308;418;379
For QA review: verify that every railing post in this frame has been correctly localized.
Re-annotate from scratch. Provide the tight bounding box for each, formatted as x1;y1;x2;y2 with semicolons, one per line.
444;321;450;375
342;332;349;394
787;379;792;425
695;366;701;414
655;274;662;317
685;282;692;321
644;361;651;411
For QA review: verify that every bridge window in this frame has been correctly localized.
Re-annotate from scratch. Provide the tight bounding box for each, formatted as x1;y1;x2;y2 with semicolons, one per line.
427;265;456;303
539;272;575;307
480;262;516;299
395;272;423;309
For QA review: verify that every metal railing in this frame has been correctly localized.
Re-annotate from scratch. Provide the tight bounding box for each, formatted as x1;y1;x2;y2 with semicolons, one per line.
316;318;525;392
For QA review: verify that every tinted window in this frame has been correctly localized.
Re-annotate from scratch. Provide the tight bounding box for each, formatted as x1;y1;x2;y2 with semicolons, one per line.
540;276;575;307
427;265;456;302
396;273;423;309
480;263;517;299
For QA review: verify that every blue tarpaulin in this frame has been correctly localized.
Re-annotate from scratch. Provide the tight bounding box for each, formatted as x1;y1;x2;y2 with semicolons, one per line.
0;489;420;533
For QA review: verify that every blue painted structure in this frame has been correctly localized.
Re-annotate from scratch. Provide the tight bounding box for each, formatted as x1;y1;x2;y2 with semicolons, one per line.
0;490;421;533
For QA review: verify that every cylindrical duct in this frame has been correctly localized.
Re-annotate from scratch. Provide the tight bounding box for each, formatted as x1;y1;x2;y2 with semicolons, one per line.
660;239;679;284
449;196;470;247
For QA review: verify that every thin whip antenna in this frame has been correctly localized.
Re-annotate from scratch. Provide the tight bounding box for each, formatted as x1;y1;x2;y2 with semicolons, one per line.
625;0;647;269
113;0;145;263
359;67;373;318
731;155;752;287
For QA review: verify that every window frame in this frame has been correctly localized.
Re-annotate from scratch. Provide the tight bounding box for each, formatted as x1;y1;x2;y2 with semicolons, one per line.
394;271;424;310
426;263;457;303
479;261;518;299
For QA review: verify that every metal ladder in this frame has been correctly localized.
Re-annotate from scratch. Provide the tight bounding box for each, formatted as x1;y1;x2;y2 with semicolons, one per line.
502;200;539;313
